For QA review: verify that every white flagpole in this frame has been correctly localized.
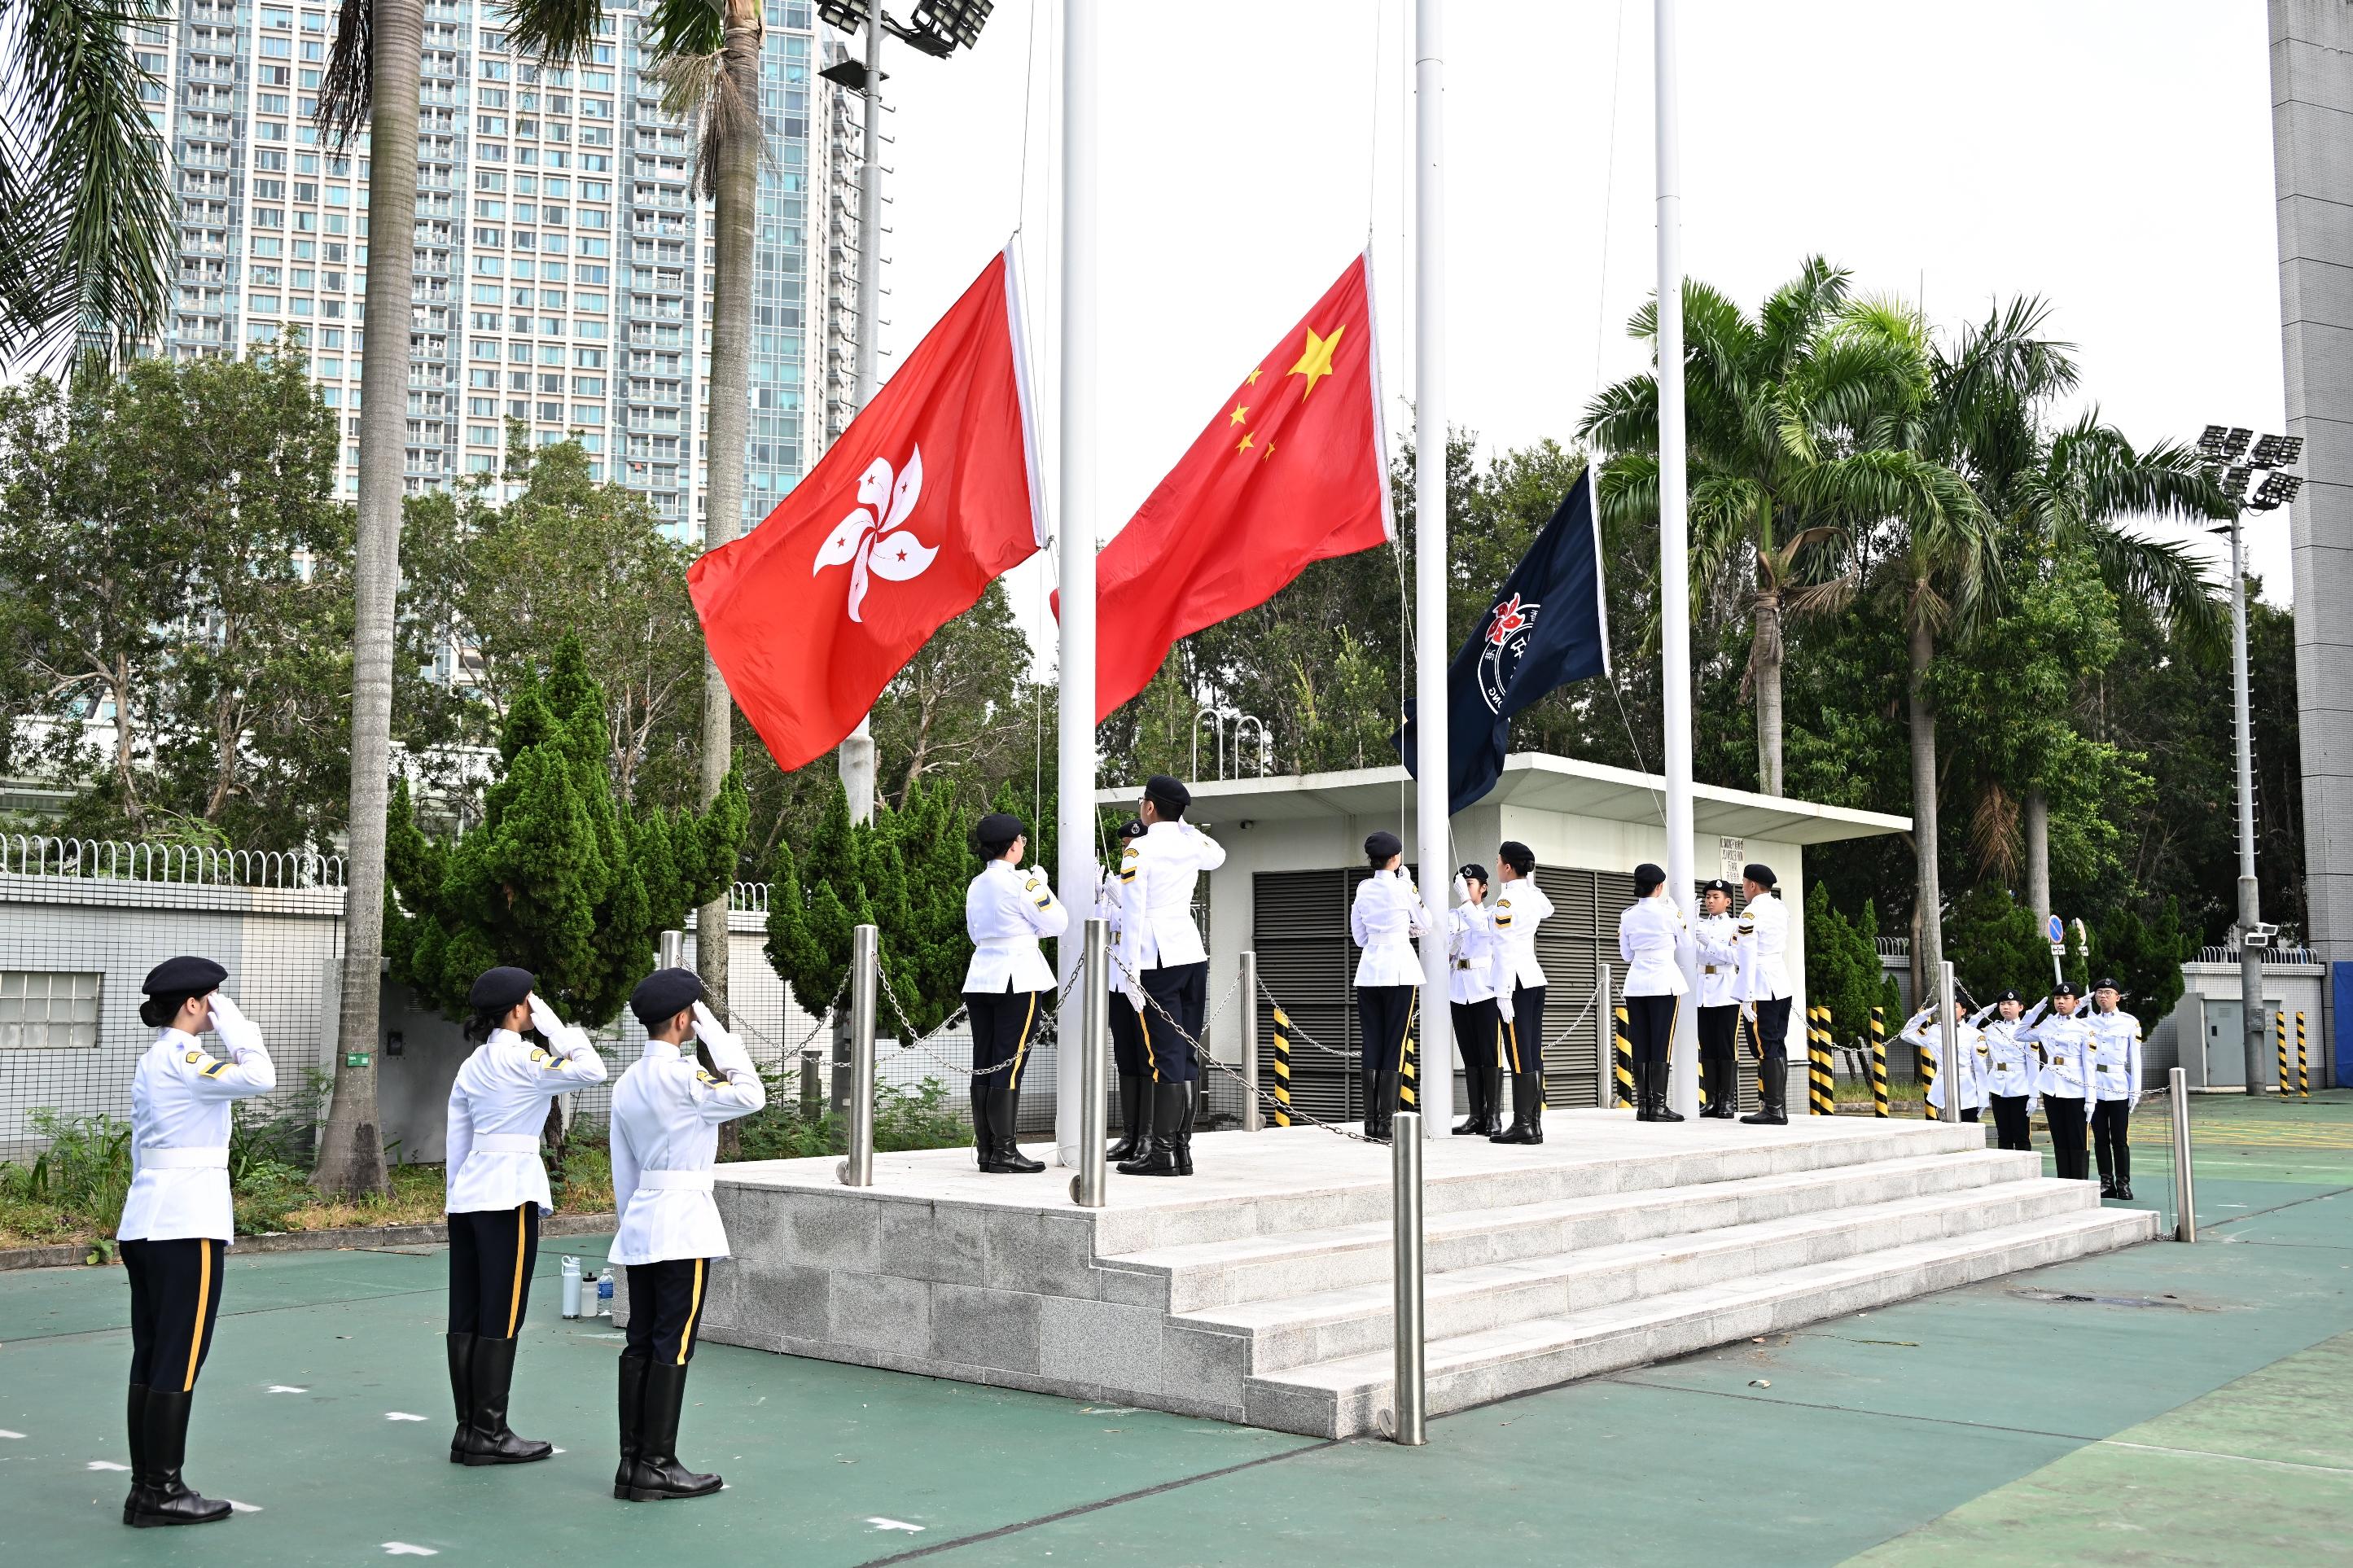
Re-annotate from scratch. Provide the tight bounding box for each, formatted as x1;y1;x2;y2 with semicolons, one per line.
1054;0;1099;1169
1655;0;1700;1119
1413;0;1453;1139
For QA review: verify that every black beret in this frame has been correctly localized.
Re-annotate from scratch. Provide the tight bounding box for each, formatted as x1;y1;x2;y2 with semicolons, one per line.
631;966;706;1028
1457;862;1489;886
975;812;1024;853
1117;817;1148;841
143;956;227;996
1632;862;1667;893
2053;979;2081;998
1995;988;2022;1003
1365;830;1403;862
2092;976;2124;994
469;966;536;1011
1144;774;1190;817
1699;878;1737;896
1497;840;1535;874
1742;862;1777;887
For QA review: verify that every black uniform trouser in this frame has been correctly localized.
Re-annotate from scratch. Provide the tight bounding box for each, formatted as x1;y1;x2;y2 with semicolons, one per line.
1108;990;1146;1079
1987;1094;2033;1151
449;1203;541;1338
1624;993;1677;1065
2044;1095;2092;1180
1136;961;1205;1083
1698;1003;1739;1103
1502;984;1547;1116
1452;997;1502;1121
1357;984;1417;1075
2091;1099;2132;1186
966;988;1047;1091
1745;996;1793;1070
624;1259;712;1367
122;1237;226;1392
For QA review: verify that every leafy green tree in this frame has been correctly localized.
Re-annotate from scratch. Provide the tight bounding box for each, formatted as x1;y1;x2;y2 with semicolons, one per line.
2087;898;2193;1027
764;781;871;1019
1942;884;2050;1009
1804;883;1882;1050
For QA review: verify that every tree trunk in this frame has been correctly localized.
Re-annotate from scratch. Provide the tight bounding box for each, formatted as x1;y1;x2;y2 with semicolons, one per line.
2024;786;2051;938
695;0;764;1032
315;3;424;1198
1752;588;1784;795
1905;604;1944;1010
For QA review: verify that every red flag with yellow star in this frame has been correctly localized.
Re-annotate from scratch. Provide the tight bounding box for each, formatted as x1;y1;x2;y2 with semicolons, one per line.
1078;252;1391;721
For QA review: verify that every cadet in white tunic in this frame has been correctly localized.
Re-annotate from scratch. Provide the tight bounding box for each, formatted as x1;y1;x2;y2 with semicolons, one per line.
1117;775;1225;1179
962;811;1068;1175
1619;863;1690;1123
116;956;275;1529
1691;878;1743;1118
2018;979;2096;1181
1488;841;1556;1145
1101;817;1154;1163
2084;978;2144;1200
1736;864;1796;1127
1350;830;1431;1144
608;967;765;1502
442;964;608;1466
1974;989;2040;1152
1448;864;1505;1137
1904;1001;1987;1122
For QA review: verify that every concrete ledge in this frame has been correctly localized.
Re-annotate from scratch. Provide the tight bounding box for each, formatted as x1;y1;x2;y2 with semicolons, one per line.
0;1211;616;1272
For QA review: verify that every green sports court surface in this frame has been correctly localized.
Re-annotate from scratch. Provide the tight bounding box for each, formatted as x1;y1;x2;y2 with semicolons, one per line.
4;1090;2349;1566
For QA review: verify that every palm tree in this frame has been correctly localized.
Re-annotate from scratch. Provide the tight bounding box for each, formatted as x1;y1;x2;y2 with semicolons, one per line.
0;0;176;376
309;0;427;1198
506;0;765;1019
1581;260;1930;795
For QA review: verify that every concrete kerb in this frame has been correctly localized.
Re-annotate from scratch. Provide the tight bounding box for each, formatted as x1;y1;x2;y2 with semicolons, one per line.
0;1211;616;1272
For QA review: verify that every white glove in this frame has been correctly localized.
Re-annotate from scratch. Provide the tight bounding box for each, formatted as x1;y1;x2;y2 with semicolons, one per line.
526;991;562;1037
691;1001;753;1076
1453;874;1470;906
208;991;262;1054
1496;991;1515;1023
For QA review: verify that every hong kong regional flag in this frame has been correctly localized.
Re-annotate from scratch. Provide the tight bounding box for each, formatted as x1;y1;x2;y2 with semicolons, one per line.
690;244;1044;773
1077;253;1391;720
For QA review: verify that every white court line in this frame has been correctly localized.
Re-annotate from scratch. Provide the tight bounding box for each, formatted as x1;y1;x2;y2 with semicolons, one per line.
268;1385;308;1394
86;1460;130;1471
384;1412;429;1421
228;1500;263;1513
868;1518;926;1533
383;1544;440;1557
0;1429;24;1439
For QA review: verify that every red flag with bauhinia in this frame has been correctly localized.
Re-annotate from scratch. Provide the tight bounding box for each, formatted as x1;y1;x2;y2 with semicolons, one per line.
690;244;1044;773
1069;252;1391;721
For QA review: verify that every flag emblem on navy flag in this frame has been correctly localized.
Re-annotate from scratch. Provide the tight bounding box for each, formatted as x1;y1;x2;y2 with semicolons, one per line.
1401;466;1610;814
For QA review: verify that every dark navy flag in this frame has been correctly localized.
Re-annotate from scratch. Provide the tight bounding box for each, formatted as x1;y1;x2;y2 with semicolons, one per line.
1399;466;1610;814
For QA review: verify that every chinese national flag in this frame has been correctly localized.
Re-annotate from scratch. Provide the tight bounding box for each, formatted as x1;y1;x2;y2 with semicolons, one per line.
690;245;1044;773
1079;252;1391;721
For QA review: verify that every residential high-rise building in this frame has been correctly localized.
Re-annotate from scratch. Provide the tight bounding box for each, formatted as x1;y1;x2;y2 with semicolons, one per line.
137;0;854;544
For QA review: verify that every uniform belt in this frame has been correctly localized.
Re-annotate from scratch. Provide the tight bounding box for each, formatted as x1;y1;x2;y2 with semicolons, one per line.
635;1170;716;1193
139;1146;227;1170
1454;960;1470;970
472;1133;541;1154
975;936;1038;952
1702;965;1719;974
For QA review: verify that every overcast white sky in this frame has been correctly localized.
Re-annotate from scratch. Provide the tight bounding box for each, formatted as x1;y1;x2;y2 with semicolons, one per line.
862;1;2289;666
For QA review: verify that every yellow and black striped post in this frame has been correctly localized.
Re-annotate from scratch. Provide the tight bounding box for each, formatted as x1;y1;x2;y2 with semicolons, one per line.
1918;1023;1938;1119
2277;1008;2290;1100
2298;1010;2310;1100
1399;1001;1420;1112
1612;1005;1634;1110
1868;1006;1890;1118
1812;1005;1838;1115
1270;1006;1293;1128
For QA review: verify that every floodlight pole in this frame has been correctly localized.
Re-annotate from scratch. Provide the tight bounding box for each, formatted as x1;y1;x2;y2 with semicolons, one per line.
2229;503;2264;1095
838;15;886;826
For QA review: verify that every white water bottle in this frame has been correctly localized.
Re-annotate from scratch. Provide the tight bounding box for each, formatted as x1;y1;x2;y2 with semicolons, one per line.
559;1255;582;1318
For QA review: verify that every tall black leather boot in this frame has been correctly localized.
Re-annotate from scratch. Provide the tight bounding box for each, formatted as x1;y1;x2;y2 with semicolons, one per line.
987;1084;1045;1173
1635;1060;1659;1122
613;1350;649;1496
1119;1083;1190;1176
1651;1062;1686;1123
126;1391;231;1527
1454;1047;1490;1134
1362;1067;1391;1142
122;1384;151;1524
445;1331;475;1461
1491;1071;1545;1144
458;1335;554;1465
969;1080;992;1169
1172;1081;1198;1176
1107;1076;1146;1162
1742;1060;1789;1125
620;1362;722;1502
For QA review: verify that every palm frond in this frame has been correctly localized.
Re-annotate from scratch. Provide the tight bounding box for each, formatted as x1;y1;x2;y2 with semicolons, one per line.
501;0;606;64
1757;255;1851;374
318;0;374;148
644;0;761;202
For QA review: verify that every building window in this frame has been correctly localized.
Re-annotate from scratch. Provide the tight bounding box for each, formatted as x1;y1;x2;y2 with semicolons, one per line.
0;971;102;1050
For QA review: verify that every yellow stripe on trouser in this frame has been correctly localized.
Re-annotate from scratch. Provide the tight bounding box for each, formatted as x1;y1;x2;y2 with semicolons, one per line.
1505;1020;1522;1074
1139;1008;1158;1084
1010;992;1039;1090
506;1202;528;1338
677;1259;704;1366
183;1239;211;1391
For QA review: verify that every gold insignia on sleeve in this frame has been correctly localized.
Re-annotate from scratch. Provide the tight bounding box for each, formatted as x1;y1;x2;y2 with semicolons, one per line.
695;1069;719;1085
184;1051;202;1064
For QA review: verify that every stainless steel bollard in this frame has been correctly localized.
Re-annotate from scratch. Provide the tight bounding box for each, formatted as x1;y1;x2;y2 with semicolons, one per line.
1241;951;1263;1132
2170;1067;2196;1242
1937;961;1962;1125
1595;972;1613;1108
1387;1109;1427;1446
659;929;684;971
838;923;879;1188
1071;919;1110;1207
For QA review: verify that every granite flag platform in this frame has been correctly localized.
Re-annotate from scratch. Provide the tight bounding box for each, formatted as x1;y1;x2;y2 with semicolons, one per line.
664;1112;2155;1439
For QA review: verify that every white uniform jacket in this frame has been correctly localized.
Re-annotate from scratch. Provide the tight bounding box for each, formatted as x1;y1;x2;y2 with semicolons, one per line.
1350;869;1430;987
1618;897;1690;998
608;1014;765;1267
1737;893;1793;1004
445;1015;608;1215
1488;878;1554;1020
962;858;1069;994
1096;868;1132;997
1447;899;1500;1005
1691;911;1742;1008
1972;1008;2040;1102
2084;1009;2145;1109
117;1003;277;1244
2019;1007;2097;1102
1904;1008;1987;1113
1120;821;1224;970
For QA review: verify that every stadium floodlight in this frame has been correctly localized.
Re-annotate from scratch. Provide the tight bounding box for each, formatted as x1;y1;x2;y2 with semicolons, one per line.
818;38;888;88
2249;432;2303;470
2224;427;2254;460
816;0;993;58
2197;423;2234;460
2220;464;2254;502
2250;471;2305;512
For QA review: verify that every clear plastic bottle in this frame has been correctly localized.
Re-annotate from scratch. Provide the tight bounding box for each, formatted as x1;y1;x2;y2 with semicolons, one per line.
597;1270;616;1317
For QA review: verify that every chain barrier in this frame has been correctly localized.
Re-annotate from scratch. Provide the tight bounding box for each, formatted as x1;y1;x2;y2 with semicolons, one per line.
721;975;847;1071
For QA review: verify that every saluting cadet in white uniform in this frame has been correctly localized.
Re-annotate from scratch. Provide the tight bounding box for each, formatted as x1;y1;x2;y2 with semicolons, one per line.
1488;840;1555;1145
1735;863;1795;1126
607;967;765;1502
2084;978;2144;1200
2018;979;2095;1181
1448;863;1505;1137
1101;817;1154;1163
1117;775;1225;1179
1350;830;1431;1145
1619;863;1691;1123
116;956;275;1529
962;811;1068;1175
1904;1001;1987;1122
442;964;608;1466
1690;878;1743;1118
1974;989;2040;1152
